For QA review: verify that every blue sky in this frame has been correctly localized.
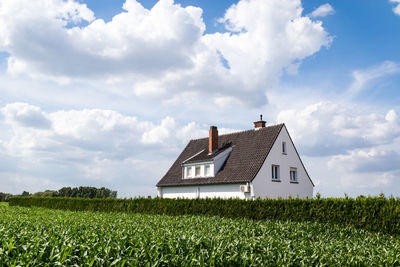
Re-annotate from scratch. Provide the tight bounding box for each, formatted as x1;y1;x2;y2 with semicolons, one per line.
0;0;400;198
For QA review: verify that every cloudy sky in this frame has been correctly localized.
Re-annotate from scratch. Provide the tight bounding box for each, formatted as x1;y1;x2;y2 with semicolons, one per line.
0;0;400;198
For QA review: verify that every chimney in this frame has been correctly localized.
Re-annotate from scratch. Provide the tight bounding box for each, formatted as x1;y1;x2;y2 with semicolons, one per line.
209;126;218;153
254;114;266;129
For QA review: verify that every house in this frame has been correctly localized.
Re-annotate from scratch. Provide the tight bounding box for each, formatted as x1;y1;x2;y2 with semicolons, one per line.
156;117;314;199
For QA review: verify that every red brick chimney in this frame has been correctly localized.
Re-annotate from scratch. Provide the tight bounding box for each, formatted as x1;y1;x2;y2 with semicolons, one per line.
209;126;218;153
254;114;266;129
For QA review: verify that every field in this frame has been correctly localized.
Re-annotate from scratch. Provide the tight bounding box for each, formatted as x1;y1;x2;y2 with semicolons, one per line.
1;205;400;265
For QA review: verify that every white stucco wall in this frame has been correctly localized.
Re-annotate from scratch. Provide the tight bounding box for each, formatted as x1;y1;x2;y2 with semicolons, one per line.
251;125;313;199
159;184;249;199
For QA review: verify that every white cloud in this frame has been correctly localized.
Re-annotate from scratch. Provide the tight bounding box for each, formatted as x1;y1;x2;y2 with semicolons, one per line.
0;173;65;195
327;144;400;192
309;4;334;18
277;102;400;156
1;103;208;157
0;0;332;107
1;102;51;129
204;0;332;90
0;0;204;80
390;0;400;15
0;102;210;196
338;172;395;191
329;146;400;174
348;61;400;97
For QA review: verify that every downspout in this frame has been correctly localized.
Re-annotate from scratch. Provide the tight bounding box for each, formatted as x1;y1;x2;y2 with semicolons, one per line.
248;182;255;200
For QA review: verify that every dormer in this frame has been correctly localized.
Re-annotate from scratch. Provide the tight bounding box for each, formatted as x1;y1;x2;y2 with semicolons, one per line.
181;126;233;179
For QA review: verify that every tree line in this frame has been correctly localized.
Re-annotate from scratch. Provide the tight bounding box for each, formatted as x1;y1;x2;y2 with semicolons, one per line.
0;187;117;201
57;187;117;199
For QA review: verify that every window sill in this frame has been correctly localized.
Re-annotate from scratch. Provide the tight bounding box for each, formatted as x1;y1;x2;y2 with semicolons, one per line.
183;176;214;179
271;179;281;182
290;181;299;184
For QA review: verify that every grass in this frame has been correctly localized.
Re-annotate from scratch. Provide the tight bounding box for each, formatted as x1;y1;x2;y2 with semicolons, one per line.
1;205;399;265
0;202;8;206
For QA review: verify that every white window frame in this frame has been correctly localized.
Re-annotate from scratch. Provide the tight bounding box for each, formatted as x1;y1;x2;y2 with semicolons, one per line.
195;166;201;177
282;142;287;154
290;167;297;182
186;166;192;178
272;165;280;181
183;163;214;179
205;165;211;177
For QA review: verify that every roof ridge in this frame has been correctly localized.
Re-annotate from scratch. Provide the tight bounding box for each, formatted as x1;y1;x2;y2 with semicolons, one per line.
189;123;284;141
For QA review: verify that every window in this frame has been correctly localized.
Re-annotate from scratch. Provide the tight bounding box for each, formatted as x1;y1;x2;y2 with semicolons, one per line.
290;168;297;182
272;165;280;180
205;165;211;176
183;164;213;179
282;142;287;154
195;166;201;177
186;167;192;178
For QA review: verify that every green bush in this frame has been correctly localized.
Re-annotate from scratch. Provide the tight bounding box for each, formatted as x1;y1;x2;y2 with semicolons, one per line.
9;195;400;235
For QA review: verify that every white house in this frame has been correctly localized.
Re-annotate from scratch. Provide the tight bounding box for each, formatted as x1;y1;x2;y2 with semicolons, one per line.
156;117;314;199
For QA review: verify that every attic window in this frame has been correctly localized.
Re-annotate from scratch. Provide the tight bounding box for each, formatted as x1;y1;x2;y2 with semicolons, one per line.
282;142;287;154
195;166;201;177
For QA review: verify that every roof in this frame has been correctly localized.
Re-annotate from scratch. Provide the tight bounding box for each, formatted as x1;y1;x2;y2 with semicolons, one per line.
157;123;284;187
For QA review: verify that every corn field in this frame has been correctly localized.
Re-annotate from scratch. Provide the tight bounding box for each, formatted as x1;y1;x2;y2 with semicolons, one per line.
1;205;399;266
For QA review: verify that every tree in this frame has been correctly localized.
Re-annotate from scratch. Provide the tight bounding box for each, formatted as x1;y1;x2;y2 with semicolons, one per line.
21;191;30;196
58;187;72;197
57;186;117;199
32;190;59;197
0;192;13;202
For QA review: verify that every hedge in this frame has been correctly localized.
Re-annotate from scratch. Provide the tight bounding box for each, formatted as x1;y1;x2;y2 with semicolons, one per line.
9;196;400;235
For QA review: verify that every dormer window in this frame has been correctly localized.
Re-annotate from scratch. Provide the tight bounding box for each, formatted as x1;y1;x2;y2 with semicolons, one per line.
205;165;211;176
282;142;287;154
186;167;192;177
182;145;233;179
195;166;201;177
183;164;213;179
